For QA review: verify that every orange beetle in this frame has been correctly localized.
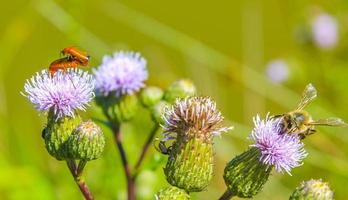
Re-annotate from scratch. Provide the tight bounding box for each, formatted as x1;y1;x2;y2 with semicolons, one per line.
61;47;90;66
49;57;81;76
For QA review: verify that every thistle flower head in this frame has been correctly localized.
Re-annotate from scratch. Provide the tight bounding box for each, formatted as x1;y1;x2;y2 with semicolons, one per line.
93;51;148;97
162;96;232;141
249;114;308;174
290;179;334;200
22;69;95;119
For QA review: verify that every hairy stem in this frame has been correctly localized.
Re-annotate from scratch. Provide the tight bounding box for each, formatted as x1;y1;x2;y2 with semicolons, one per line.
219;190;234;200
66;160;94;200
133;124;159;175
112;124;135;200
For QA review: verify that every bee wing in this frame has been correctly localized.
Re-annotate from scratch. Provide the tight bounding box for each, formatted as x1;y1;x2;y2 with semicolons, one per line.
309;118;348;127
296;83;317;110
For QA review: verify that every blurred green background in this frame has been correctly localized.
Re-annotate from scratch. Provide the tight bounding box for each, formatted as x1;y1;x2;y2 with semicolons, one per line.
1;0;348;199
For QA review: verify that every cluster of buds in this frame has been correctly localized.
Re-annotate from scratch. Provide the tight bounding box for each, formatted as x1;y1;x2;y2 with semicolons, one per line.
140;79;197;124
23;69;105;162
22;48;344;200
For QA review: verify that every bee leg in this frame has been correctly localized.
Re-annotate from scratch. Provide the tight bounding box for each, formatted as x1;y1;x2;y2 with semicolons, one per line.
307;128;316;136
271;114;283;119
298;129;316;140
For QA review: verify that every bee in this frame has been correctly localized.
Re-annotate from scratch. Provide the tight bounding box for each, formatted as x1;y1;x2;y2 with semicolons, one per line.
274;83;347;139
48;57;81;76
61;47;90;66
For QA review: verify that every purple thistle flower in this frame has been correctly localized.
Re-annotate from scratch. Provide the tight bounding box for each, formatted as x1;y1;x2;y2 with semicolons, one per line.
312;13;338;49
93;51;148;97
22;69;95;119
162;96;232;141
249;114;308;175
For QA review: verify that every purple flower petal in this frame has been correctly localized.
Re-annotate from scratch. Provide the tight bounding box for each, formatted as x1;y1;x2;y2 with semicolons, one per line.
93;51;148;97
22;69;95;119
249;114;308;175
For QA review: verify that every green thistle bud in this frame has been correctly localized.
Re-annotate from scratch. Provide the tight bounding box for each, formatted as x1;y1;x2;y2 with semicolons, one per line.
151;101;170;124
164;79;196;103
162;97;232;192
43;112;82;160
223;147;272;198
67;120;105;161
140;86;164;108
165;137;214;192
289;179;334;200
156;185;190;200
96;94;139;123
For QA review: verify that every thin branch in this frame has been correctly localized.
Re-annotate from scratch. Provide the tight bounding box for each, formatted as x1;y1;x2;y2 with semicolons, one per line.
133;124;159;174
66;160;94;200
112;124;135;200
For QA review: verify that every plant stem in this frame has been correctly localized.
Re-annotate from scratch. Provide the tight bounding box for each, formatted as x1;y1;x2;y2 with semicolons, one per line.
112;124;135;200
133;124;159;174
219;190;234;200
66;160;94;200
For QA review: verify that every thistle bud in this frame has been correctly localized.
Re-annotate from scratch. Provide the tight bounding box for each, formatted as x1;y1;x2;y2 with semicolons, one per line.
67;120;105;161
223;147;272;198
151;101;170;124
156;186;190;200
163;79;196;103
96;94;139;123
223;115;307;198
140;86;163;108
43;111;82;160
162;97;232;192
289;179;334;200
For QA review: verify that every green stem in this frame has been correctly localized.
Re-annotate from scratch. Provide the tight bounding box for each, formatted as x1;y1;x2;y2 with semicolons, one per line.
112;123;135;200
219;190;234;200
104;111;135;200
133;124;159;175
66;160;94;200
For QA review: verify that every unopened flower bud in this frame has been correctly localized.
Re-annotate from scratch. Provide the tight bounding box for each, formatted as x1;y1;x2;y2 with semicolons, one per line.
223;147;271;198
43;111;82;160
151;101;169;124
156;186;190;200
97;94;139;123
67;120;105;161
162;97;232;192
163;79;196;103
140;86;163;108
289;179;334;200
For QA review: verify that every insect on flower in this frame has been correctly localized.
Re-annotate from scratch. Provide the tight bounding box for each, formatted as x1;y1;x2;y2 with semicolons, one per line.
49;47;90;76
61;46;90;66
154;139;172;155
274;84;347;139
48;57;82;76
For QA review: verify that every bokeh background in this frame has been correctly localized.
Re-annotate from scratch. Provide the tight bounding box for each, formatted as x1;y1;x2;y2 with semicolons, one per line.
1;0;348;199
